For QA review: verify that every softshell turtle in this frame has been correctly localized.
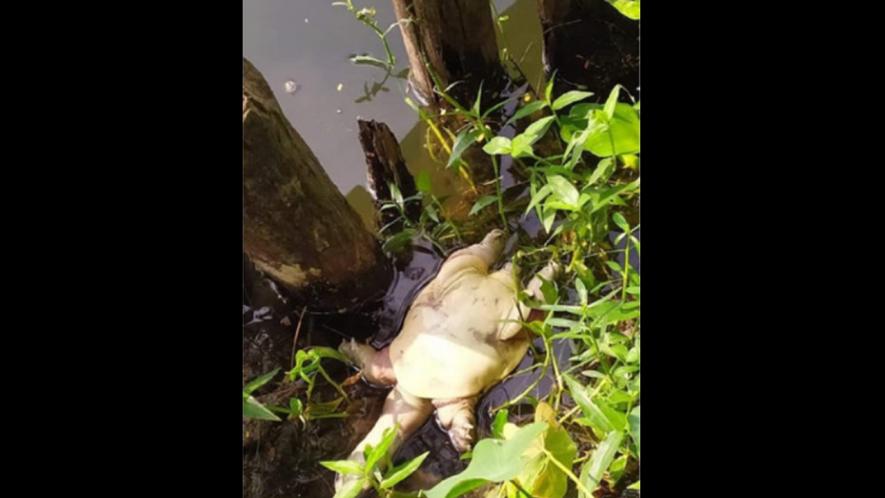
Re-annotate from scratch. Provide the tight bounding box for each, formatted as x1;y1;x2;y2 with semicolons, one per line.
335;229;559;492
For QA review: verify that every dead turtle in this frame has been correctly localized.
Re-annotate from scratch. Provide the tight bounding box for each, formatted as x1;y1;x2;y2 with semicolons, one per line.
335;228;559;491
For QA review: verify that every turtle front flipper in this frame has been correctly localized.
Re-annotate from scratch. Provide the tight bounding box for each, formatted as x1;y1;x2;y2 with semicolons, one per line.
335;386;433;493
339;338;397;387
433;397;477;452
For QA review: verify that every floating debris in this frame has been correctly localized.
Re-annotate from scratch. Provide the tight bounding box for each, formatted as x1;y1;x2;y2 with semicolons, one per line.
336;83;343;92
304;18;309;23
336;109;342;114
283;80;299;94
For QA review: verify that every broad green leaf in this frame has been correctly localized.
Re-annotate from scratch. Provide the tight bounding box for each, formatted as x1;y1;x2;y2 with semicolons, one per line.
425;422;548;498
380;451;430;489
552;90;594;111
628;406;640;457
522;116;555;144
607;0;640;20
244;395;282;421
244;367;280;395
509;100;547;124
586;104;639;156
516;403;578;498
579;431;624;497
448;128;482;168
628;480;640;490
320;459;365;476
482;136;512;155
365;426;398;472
547;175;580;207
469;195;499;216
510;134;535;158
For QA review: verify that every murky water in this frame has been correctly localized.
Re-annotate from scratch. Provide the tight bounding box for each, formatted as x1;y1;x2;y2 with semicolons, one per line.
243;0;543;223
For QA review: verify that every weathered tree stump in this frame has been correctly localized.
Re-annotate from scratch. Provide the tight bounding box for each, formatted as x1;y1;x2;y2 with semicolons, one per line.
357;119;420;228
243;58;390;310
392;0;504;106
536;0;639;97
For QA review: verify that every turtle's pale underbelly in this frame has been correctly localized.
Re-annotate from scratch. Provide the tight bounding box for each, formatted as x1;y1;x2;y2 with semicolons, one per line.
390;274;530;399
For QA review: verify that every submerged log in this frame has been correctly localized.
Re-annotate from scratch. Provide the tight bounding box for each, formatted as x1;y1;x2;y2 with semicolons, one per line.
243;58;390;310
536;0;639;97
392;0;504;106
357;119;420;228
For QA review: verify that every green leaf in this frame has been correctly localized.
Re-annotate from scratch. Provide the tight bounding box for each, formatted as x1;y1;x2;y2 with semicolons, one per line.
380;451;430;489
425;203;440;223
563;375;627;432
628;406;640;457
579;431;625;497
447;128;481;168
416;170;432;194
510;134;535;158
244;395;282;421
607;0;640;20
541;207;556;234
552;91;594;111
349;54;390;70
586;104;639;157
482;136;512;155
333;477;368;498
365;426;398;472
545;74;555;104
547;175;579;207
612;212;630;232
522;116;555;144
509;100;547;124
575;278;588;306
288;397;303;417
469;195;499;216
320;460;365;476
244;368;280;395
525;184;552;216
425;422;548;498
586;158;614;186
603;86;621;120
382;229;416;253
516;403;578;498
491;409;509;438
311;346;348;362
628;480;640;490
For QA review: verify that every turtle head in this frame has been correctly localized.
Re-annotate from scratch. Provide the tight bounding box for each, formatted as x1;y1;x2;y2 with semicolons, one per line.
480;229;506;259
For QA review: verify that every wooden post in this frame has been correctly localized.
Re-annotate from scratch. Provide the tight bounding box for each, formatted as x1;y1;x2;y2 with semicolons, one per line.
392;0;504;106
536;0;639;97
357;119;420;228
243;58;390;310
